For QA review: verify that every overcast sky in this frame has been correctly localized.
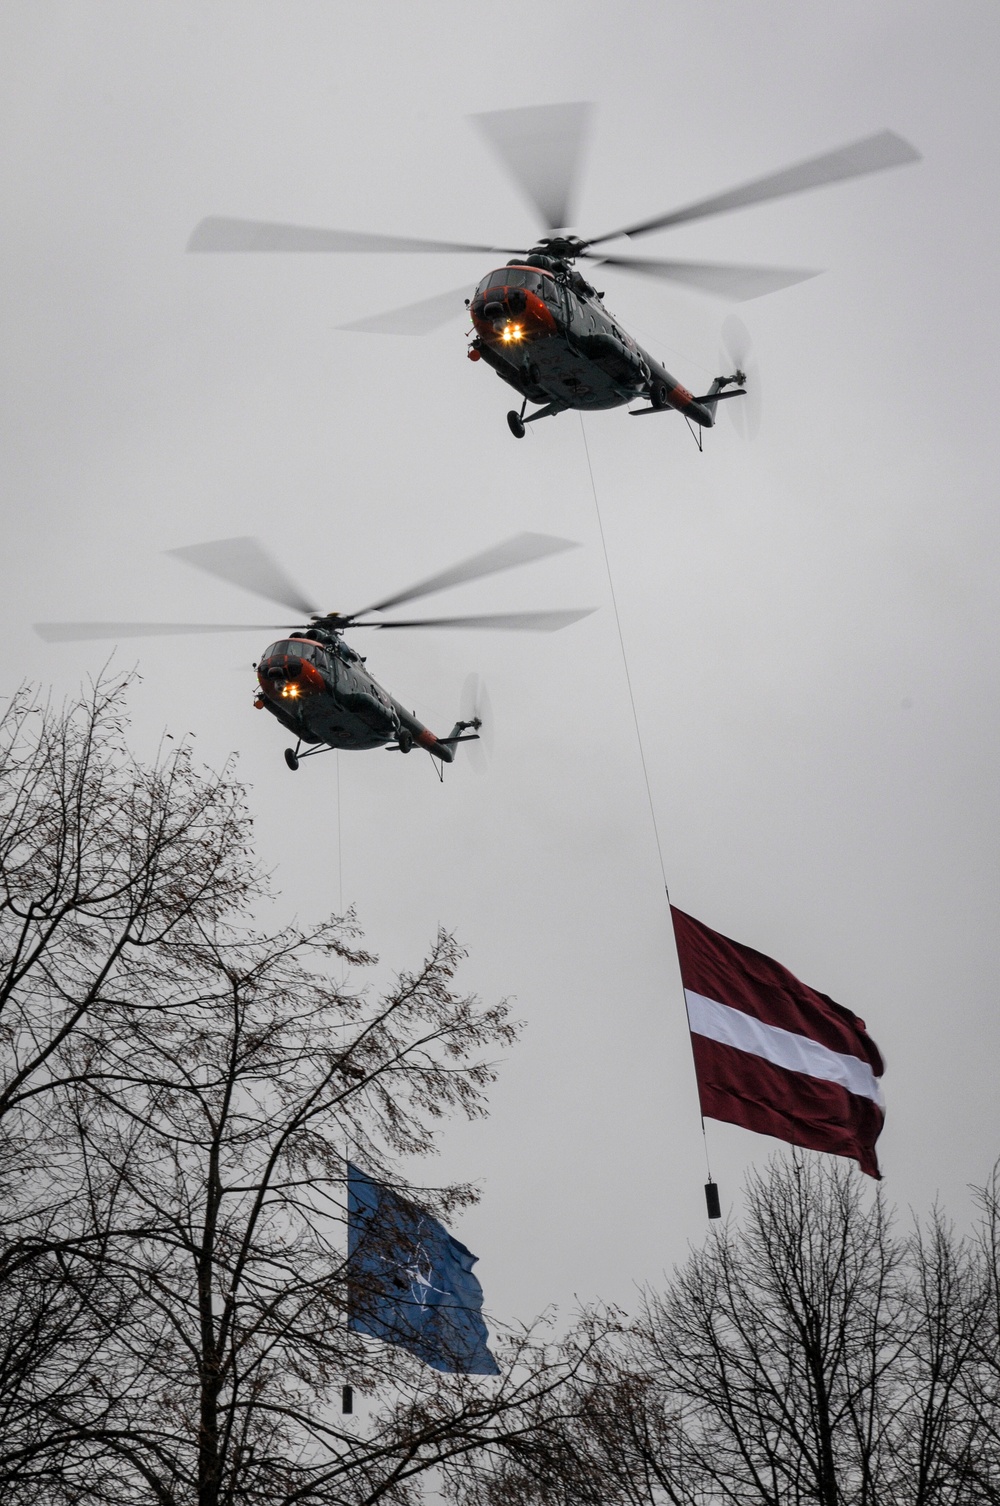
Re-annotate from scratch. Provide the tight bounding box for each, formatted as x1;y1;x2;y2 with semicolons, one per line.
3;1;999;1330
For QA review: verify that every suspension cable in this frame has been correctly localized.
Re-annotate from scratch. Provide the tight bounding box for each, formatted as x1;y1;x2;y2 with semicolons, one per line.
578;414;713;1181
336;750;344;916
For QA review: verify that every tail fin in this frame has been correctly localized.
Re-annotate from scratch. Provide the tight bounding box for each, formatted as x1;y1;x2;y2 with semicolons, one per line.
694;374;746;423
440;718;482;758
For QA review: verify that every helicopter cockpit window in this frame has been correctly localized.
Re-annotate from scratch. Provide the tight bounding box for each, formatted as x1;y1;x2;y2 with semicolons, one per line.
475;268;551;303
263;640;324;664
509;268;549;292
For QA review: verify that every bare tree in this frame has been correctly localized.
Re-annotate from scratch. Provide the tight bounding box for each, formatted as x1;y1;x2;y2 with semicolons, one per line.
55;919;522;1504
0;671;255;1126
630;1155;907;1506
0;671;258;1496
885;1206;987;1506
454;1154;1000;1506
446;1313;699;1506
0;672;606;1506
955;1165;1000;1503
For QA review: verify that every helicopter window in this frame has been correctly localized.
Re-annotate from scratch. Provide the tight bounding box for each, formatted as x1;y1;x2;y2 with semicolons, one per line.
262;639;324;664
511;268;549;292
477;268;552;302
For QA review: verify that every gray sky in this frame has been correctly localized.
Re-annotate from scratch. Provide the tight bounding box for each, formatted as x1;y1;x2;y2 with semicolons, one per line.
3;1;999;1327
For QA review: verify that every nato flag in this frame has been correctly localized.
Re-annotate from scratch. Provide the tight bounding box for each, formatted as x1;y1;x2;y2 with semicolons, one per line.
347;1163;500;1375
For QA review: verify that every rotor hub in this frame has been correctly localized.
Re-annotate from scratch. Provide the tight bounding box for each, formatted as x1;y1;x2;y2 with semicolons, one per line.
532;234;588;261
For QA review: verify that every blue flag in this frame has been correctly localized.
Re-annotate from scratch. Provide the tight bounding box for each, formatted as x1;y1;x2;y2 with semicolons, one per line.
347;1163;499;1376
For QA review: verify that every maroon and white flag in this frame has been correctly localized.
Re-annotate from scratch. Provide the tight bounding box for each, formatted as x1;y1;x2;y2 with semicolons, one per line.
672;906;885;1178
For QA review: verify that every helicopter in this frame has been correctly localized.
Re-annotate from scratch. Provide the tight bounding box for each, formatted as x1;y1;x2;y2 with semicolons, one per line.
35;533;594;773
187;103;919;440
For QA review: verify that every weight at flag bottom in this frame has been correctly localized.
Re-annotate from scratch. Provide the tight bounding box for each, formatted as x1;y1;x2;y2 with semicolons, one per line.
347;1163;500;1375
672;907;885;1178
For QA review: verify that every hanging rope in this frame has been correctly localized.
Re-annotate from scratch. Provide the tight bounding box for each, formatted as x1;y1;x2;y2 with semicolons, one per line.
335;751;350;990
578;414;713;1183
336;751;344;916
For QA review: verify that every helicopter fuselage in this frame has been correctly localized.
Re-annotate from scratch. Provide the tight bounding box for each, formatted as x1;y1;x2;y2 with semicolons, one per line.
255;632;457;761
468;255;717;427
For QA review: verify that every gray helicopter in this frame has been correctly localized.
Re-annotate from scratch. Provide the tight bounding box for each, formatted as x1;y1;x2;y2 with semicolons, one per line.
35;533;594;772
188;103;919;440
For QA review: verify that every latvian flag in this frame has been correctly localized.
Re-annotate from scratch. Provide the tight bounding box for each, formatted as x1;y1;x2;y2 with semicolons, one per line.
672;906;885;1178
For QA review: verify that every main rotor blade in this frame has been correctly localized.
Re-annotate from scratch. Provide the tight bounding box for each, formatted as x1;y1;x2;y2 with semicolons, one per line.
353;533;581;618
35;622;289;643
339;283;476;336
587;130;920;245
188;217;509;256
471;102;594;232
352;609;595;632
167;537;318;616
590;254;819;301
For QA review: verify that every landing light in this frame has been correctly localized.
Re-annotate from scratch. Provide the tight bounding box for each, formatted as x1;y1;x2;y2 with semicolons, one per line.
281;684;300;699
501;324;523;343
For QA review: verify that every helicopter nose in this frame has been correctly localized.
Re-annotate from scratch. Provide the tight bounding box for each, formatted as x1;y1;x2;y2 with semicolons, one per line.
257;651;325;704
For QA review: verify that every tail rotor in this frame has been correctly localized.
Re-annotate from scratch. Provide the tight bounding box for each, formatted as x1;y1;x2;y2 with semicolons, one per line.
460;672;494;773
720;315;762;440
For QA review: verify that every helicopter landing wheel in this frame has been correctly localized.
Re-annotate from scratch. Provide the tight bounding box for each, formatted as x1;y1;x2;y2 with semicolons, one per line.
397;730;414;754
506;410;526;439
650;381;670;410
284;748;300;772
